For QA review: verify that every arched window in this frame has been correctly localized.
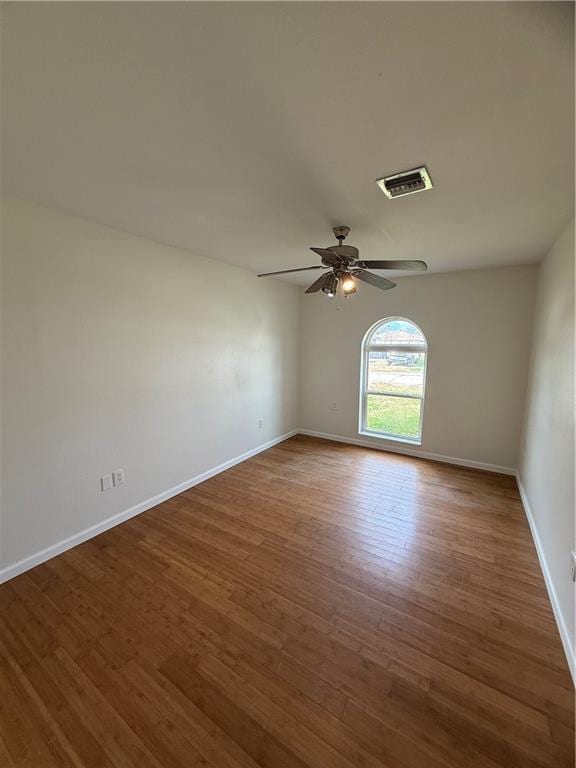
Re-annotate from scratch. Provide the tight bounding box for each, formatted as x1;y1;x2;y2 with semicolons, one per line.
359;317;428;443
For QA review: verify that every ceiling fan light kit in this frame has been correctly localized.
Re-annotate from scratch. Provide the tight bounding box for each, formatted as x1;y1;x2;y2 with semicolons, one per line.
257;226;428;298
340;272;357;296
321;272;339;298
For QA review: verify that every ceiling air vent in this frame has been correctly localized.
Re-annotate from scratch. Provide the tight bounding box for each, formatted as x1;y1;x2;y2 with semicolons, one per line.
376;166;433;199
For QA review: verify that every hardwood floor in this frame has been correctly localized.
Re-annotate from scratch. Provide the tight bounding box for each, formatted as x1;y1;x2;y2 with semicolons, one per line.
0;435;573;767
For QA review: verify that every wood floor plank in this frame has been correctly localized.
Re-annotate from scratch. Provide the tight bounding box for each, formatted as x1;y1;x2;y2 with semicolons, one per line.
0;435;573;767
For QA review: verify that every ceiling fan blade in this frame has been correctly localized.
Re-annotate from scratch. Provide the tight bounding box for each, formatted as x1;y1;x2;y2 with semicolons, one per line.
305;272;332;294
355;270;396;291
310;247;342;266
359;259;428;271
258;265;325;277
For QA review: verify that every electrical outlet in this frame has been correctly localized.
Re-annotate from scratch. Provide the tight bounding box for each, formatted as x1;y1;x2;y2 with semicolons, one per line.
570;552;576;583
100;474;113;492
329;401;338;411
112;469;125;487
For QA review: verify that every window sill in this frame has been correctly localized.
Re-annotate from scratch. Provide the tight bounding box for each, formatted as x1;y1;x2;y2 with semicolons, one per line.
358;430;422;447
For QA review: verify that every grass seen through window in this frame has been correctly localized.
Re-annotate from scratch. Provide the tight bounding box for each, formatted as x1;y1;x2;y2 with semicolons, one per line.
366;395;421;438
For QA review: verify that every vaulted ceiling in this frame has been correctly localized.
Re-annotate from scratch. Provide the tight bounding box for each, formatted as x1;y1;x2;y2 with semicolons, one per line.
2;2;574;283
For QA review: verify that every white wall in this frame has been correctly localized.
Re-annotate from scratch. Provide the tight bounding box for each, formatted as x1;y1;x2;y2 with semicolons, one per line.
518;219;575;675
0;197;299;571
299;264;537;471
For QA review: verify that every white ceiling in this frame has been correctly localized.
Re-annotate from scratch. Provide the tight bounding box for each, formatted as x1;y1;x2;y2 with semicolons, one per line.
2;2;574;284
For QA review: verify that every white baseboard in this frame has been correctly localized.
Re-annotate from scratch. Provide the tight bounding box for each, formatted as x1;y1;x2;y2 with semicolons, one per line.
516;473;576;686
297;429;516;475
0;430;298;585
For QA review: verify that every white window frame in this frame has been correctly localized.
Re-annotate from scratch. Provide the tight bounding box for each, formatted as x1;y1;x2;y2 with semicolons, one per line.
358;317;428;445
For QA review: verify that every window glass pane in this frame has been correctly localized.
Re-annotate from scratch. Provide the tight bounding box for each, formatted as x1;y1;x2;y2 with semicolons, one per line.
367;351;425;396
365;394;421;439
370;319;425;346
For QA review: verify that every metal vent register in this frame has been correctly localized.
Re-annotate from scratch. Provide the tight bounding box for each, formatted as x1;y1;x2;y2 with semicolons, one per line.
376;166;433;199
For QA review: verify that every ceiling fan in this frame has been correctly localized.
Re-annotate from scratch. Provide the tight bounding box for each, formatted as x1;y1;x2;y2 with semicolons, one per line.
257;226;428;297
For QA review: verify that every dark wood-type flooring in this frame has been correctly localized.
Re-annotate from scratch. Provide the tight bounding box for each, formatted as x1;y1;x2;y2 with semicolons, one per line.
0;435;573;767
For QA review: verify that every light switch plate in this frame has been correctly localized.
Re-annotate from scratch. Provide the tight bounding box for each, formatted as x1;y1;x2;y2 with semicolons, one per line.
100;474;113;492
